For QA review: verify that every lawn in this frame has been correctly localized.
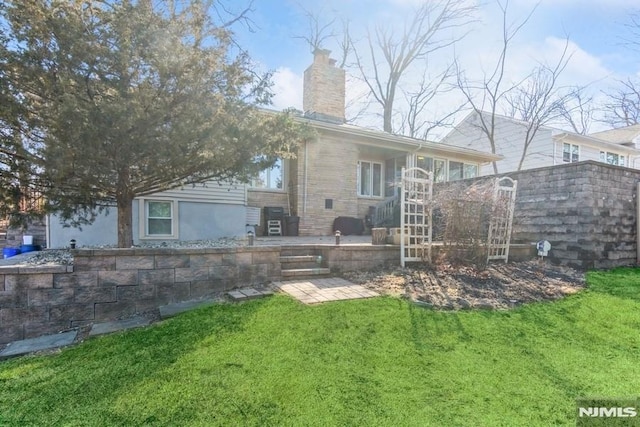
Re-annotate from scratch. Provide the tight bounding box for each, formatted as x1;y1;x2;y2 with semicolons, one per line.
1;268;639;426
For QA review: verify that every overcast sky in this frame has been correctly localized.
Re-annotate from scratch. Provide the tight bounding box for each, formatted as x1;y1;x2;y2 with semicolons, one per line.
231;0;640;136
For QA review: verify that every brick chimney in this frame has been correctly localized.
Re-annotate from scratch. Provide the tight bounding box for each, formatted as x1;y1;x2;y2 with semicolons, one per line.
303;49;345;123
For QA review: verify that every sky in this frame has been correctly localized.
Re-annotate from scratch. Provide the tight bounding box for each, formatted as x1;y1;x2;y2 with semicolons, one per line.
229;0;640;137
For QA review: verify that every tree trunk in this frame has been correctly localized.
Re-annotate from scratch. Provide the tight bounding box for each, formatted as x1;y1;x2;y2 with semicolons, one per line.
117;197;134;248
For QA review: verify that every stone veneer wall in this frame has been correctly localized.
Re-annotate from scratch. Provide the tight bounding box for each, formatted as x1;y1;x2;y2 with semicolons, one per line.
442;161;640;269
0;244;401;344
507;161;639;269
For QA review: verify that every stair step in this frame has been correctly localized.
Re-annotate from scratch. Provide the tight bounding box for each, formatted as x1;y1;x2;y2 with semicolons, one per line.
281;268;331;278
280;255;318;262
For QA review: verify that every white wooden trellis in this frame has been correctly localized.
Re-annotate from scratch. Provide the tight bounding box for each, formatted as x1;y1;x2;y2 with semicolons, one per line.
486;177;518;263
400;167;433;267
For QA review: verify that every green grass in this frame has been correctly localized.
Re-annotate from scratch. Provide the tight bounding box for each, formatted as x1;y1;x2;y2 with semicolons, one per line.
1;268;640;426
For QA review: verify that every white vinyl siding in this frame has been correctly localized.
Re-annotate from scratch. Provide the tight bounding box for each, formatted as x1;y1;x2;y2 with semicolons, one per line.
151;180;246;205
441;112;554;175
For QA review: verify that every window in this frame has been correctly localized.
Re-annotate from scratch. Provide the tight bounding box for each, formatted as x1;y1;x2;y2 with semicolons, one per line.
600;151;626;167
563;143;579;163
358;160;383;197
448;161;479;181
416;156;446;183
251;159;284;190
140;199;178;239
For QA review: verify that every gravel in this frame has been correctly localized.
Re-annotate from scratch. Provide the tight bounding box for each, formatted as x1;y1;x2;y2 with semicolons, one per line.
20;238;246;266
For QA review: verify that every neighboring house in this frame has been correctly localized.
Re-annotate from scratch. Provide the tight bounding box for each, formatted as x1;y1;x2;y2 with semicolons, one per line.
46;49;500;247
441;111;640;176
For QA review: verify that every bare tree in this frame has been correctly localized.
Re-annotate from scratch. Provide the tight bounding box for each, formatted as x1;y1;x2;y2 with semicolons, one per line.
398;65;466;139
601;78;640;127
352;0;476;133
456;0;572;173
556;86;596;134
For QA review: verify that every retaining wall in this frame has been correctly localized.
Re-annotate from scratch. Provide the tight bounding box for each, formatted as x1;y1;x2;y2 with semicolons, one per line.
445;161;640;269
0;244;401;344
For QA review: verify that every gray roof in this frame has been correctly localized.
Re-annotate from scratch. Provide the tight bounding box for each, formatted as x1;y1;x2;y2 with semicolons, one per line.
589;124;640;144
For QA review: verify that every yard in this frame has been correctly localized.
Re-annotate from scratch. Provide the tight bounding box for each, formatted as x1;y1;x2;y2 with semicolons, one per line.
1;268;639;426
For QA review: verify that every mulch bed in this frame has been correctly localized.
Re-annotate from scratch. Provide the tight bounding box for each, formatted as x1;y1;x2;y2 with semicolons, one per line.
342;260;586;310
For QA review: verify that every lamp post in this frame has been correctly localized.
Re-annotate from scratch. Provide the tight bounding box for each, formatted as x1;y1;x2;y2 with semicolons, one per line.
247;230;254;246
335;230;341;246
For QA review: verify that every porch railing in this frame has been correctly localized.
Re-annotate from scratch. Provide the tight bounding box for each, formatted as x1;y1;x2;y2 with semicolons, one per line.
371;195;399;227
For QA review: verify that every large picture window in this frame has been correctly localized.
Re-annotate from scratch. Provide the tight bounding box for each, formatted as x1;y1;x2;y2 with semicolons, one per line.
358;160;383;197
251;159;284;190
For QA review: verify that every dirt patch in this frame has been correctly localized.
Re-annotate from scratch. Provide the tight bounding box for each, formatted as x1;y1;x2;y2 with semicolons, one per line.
342;260;585;310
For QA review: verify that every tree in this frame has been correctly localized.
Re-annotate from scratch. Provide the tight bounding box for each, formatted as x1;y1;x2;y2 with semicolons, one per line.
601;78;640;127
352;0;475;133
455;0;572;173
0;0;310;247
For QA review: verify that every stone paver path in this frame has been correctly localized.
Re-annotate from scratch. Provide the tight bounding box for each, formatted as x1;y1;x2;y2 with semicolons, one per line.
274;277;378;304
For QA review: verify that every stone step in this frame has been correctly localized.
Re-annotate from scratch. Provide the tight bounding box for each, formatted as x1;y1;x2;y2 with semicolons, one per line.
280;255;324;270
281;267;331;278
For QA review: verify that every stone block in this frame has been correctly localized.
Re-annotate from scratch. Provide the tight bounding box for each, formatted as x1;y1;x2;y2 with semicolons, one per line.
24;321;71;339
139;269;174;285
50;304;95;322
98;270;138;286
54;271;98;288
116;255;154;270
210;265;237;280
74;256;116;271
0;325;24;345
251;251;280;264
155;254;190;269
235;252;252;266
94;301;137;321
0;306;49;325
28;288;74;307
5;274;54;290
189;253;223;268
74;286;116;304
157;282;190;303
0;289;27;309
190;280;225;298
117;284;155;301
175;267;209;283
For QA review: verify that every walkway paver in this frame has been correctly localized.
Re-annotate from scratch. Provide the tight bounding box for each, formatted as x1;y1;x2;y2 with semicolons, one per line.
227;287;274;302
274;277;378;304
0;330;77;359
89;316;150;337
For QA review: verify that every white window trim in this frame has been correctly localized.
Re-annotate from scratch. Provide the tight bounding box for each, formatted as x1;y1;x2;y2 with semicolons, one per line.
357;160;384;198
562;143;580;163
600;151;626;167
138;198;179;240
249;159;286;192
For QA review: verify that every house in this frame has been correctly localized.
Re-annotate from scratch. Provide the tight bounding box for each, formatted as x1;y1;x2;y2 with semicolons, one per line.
440;111;640;175
44;50;500;248
246;49;500;236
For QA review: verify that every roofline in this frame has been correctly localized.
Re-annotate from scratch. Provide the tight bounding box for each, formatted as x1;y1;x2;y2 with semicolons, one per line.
553;132;640;154
300;117;502;163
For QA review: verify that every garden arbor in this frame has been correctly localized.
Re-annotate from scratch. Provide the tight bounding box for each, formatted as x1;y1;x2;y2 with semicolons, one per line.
400;169;517;267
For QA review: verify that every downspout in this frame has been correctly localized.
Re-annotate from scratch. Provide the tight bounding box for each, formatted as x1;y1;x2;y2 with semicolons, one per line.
303;140;308;214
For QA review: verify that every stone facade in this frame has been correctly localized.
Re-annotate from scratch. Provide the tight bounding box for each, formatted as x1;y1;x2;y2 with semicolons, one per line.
505;161;639;269
440;161;640;269
4;219;47;249
303;49;345;123
0;244;402;344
